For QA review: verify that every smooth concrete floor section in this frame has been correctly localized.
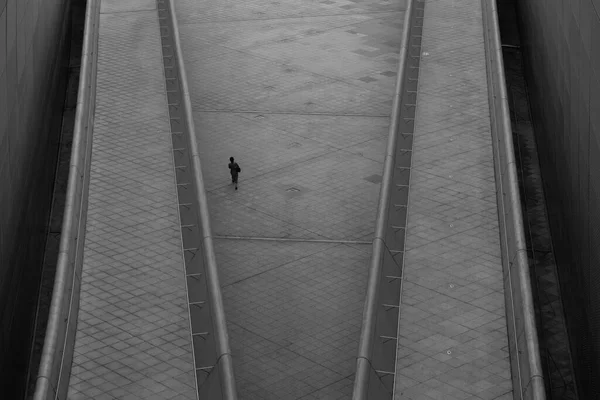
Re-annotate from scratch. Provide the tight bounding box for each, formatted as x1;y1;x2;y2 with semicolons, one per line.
175;0;406;397
67;2;197;399
392;0;513;399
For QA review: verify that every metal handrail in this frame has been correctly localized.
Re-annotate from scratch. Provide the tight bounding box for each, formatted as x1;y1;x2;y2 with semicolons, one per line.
166;1;238;398
33;0;101;398
352;0;417;397
480;0;546;399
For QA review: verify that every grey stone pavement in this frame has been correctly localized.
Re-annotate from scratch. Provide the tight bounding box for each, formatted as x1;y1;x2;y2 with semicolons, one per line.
63;0;516;398
392;0;513;399
67;1;197;399
175;0;407;397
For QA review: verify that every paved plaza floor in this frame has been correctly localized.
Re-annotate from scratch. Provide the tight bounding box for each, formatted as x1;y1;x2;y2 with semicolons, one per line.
63;0;515;398
176;0;407;397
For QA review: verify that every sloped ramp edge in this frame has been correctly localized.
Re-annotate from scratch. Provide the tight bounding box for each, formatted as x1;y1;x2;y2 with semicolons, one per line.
352;0;422;398
32;0;101;399
480;0;546;399
159;0;238;398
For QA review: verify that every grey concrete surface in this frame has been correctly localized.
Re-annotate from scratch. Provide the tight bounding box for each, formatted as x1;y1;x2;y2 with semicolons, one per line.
175;0;406;396
514;0;600;395
66;3;197;399
392;0;514;398
41;0;525;398
0;0;73;395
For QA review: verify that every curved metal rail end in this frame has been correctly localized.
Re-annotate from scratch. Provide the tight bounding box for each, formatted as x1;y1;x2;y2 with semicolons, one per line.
480;0;546;399
33;0;101;399
352;0;421;398
165;0;238;398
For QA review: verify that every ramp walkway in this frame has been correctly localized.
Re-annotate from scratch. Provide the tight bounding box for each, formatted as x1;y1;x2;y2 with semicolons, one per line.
391;0;513;398
31;0;545;399
65;2;198;399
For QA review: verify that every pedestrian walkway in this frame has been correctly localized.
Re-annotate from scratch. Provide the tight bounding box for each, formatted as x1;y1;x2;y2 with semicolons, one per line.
392;0;513;398
66;2;197;398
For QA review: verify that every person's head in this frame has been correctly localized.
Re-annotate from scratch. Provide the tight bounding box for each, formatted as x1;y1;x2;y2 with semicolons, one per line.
230;157;234;162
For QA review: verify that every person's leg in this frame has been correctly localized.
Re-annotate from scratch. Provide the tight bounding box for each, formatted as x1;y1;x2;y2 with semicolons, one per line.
233;174;238;190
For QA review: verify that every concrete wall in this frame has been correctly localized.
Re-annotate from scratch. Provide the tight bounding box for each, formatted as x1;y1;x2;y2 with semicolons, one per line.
0;0;72;396
515;0;600;396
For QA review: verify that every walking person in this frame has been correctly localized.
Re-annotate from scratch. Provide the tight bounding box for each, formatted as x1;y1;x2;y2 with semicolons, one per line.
228;157;241;190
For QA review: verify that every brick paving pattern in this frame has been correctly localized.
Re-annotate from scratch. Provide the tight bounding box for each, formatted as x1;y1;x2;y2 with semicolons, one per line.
392;0;513;399
67;3;197;399
175;0;406;396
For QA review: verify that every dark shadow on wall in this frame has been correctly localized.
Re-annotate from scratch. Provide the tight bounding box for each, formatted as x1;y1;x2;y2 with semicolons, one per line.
496;0;579;398
0;1;75;398
510;0;600;397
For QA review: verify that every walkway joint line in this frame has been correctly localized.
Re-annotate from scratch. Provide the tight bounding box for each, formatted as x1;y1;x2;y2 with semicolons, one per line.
196;109;389;117
213;235;371;245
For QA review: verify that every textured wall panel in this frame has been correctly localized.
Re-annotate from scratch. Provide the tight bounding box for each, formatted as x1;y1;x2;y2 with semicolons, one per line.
0;0;73;397
515;0;600;397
